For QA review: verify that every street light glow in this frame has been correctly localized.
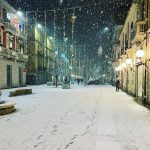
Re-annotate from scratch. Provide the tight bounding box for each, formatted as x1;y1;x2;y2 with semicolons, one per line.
118;66;122;71
126;58;132;65
16;10;23;17
50;36;53;40
37;23;42;29
136;49;144;58
104;27;109;31
121;63;126;68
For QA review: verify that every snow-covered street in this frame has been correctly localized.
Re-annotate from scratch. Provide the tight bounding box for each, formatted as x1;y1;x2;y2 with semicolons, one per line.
0;85;150;150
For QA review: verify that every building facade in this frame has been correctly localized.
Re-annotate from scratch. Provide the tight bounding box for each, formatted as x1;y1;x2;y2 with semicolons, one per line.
0;0;28;89
26;23;55;85
115;0;150;104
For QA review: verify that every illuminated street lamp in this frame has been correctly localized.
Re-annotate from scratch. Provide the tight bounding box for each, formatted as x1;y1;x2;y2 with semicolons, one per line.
50;36;53;40
121;63;126;68
115;67;119;72
136;49;144;58
118;65;122;71
126;57;132;66
37;23;42;29
104;27;109;32
16;10;23;17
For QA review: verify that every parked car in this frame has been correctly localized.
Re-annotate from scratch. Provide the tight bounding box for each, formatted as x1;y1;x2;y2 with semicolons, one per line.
87;80;100;85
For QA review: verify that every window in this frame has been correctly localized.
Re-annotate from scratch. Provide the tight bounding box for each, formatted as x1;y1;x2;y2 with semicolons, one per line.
0;29;3;45
7;12;10;23
140;24;145;32
6;33;13;49
2;8;6;22
19;43;24;54
130;21;134;30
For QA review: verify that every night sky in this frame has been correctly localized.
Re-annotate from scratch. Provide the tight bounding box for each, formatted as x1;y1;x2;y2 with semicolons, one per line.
7;0;132;60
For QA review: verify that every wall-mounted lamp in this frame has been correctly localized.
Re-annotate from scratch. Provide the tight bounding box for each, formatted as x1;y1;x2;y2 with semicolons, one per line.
16;10;24;18
126;57;132;65
125;57;135;71
136;49;144;58
115;65;122;72
136;49;145;66
136;49;150;68
121;63;126;69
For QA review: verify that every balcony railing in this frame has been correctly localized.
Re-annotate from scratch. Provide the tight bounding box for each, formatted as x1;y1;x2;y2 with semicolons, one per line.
130;21;146;44
18;30;27;41
18;53;28;62
3;22;17;34
0;46;12;56
0;46;28;62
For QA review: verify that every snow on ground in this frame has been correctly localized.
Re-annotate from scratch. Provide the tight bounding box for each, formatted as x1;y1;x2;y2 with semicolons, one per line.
0;84;150;150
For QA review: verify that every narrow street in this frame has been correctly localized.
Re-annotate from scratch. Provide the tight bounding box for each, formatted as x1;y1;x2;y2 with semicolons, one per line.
0;85;150;150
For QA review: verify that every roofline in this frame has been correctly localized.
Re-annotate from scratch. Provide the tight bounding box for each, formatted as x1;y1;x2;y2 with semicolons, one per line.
0;0;16;13
119;1;137;39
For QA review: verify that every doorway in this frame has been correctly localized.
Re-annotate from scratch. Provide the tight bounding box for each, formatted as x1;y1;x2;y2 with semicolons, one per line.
7;65;12;88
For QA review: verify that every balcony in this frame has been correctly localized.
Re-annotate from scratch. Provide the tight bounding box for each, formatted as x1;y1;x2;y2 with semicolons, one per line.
18;30;27;41
0;46;28;62
131;21;146;44
12;51;18;57
18;53;28;62
3;22;17;34
23;54;28;60
0;46;12;57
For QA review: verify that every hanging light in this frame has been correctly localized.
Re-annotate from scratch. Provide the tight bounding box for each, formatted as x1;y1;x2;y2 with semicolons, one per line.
136;49;144;58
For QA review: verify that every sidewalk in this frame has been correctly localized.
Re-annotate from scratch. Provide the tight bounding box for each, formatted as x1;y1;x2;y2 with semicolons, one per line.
95;86;150;150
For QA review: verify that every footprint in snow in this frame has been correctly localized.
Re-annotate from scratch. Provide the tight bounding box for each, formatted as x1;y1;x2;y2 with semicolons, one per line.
53;125;58;129
81;130;90;136
71;135;78;140
64;142;74;149
37;135;43;140
50;129;57;134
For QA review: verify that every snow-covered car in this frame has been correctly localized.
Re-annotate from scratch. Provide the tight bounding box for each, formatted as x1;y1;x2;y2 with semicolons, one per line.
87;80;100;85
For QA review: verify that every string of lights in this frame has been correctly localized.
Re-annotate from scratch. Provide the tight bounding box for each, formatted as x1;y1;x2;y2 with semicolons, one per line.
25;0;126;14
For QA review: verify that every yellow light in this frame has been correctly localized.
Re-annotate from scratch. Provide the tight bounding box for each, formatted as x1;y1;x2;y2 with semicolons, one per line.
121;63;126;68
136;49;144;58
126;58;132;65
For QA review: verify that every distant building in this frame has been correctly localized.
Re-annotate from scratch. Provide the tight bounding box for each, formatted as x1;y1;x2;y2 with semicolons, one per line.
26;22;55;85
0;0;28;89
